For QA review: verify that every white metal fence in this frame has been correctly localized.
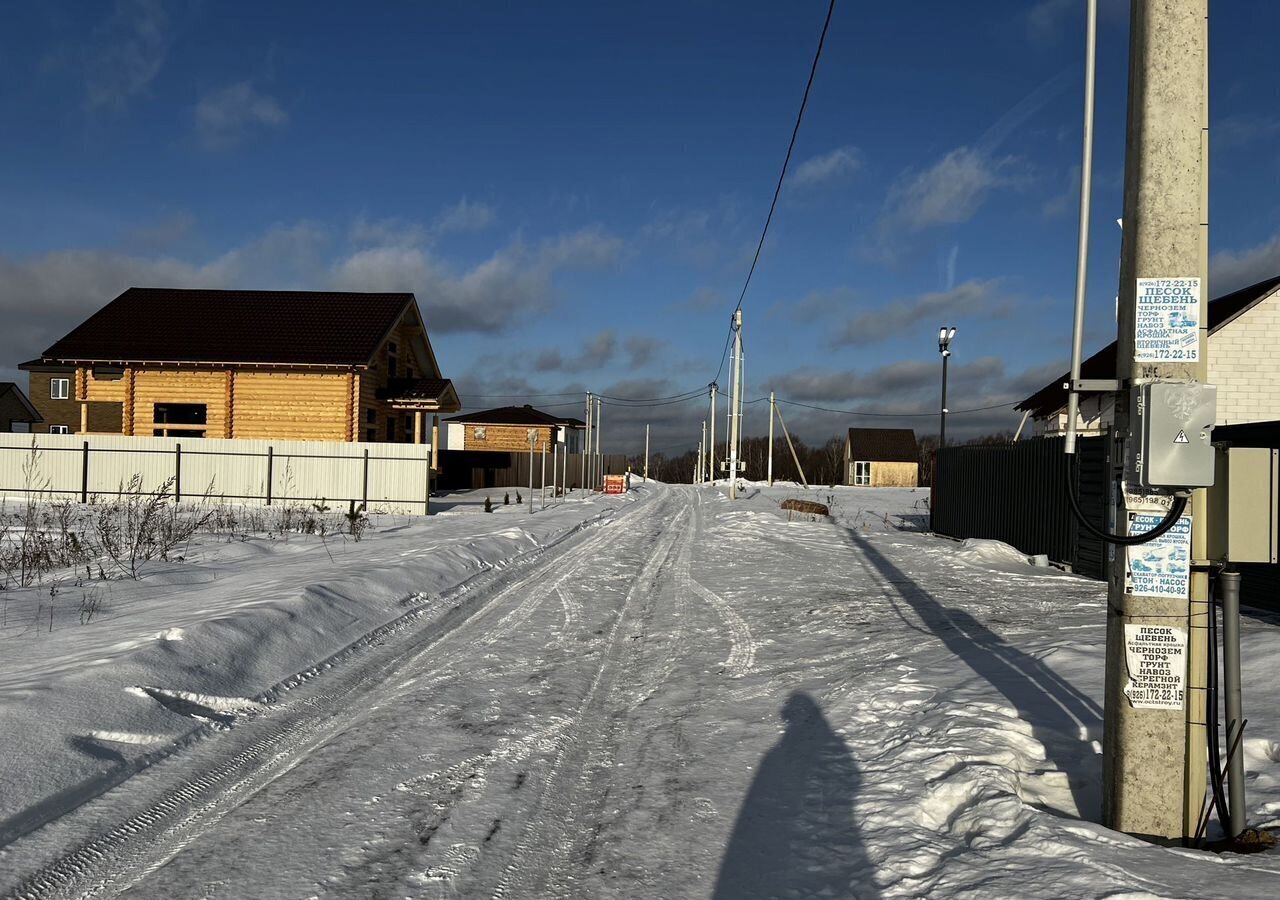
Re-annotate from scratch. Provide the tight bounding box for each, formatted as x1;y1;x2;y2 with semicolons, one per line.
0;434;434;514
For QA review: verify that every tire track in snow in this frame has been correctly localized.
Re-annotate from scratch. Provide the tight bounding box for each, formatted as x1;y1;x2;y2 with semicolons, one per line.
0;494;664;900
487;500;693;900
686;575;756;678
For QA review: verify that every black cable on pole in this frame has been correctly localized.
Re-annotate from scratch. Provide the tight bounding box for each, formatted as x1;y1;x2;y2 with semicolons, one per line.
731;0;836;317
1063;454;1187;546
1206;575;1233;833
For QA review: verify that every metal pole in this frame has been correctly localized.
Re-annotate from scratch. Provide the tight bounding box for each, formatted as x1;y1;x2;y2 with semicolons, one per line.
528;432;534;514
1065;0;1100;457
768;391;775;486
541;438;547;510
940;351;949;449
709;384;717;484
729;310;743;499
552;437;558;505
1102;0;1210;842
1220;570;1245;839
595;396;602;488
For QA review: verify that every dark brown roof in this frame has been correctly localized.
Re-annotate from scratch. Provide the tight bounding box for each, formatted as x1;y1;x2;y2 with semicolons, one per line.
1017;274;1280;418
447;405;568;427
846;427;919;462
37;288;415;367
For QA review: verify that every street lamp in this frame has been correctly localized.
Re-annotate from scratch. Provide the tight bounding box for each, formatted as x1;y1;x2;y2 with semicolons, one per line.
938;326;956;447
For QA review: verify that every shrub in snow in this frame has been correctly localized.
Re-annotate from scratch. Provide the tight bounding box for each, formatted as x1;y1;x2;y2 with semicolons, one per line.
516;492;523;505
504;493;510;505
484;496;493;513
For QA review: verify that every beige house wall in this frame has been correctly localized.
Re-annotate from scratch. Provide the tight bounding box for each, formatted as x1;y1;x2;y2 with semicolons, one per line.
871;461;918;487
1208;295;1280;425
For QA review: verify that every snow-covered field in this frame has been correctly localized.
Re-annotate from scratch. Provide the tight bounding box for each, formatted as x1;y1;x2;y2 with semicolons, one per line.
1;481;1278;898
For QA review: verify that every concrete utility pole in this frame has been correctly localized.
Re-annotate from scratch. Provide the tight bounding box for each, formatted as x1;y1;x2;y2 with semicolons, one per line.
1103;0;1210;842
595;396;603;487
701;420;707;484
729;310;743;500
709;383;717;484
528;432;535;515
768;391;775;486
644;424;649;482
583;392;592;493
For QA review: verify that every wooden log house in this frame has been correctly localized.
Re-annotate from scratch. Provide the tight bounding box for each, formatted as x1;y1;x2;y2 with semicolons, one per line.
20;288;461;450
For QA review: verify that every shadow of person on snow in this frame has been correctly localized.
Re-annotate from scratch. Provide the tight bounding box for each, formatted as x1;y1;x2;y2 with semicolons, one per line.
840;526;1103;819
712;692;880;900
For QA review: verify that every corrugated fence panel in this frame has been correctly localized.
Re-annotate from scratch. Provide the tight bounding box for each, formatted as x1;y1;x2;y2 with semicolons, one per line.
0;434;433;514
933;435;1102;571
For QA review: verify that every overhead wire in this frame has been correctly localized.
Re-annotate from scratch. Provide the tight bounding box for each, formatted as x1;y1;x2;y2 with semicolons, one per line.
775;398;1022;417
729;0;836;317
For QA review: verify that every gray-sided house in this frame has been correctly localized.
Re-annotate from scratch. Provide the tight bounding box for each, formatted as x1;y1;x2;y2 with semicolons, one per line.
845;428;919;487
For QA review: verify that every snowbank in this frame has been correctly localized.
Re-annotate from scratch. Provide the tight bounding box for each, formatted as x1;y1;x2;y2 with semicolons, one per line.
0;485;647;843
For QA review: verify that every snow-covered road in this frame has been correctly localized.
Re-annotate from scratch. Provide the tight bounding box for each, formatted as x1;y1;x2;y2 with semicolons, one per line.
3;483;1279;899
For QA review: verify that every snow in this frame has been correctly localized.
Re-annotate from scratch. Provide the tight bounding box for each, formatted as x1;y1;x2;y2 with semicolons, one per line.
1;480;1278;898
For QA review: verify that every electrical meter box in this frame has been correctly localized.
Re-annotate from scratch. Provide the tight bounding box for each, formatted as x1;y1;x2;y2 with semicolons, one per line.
1126;382;1216;489
1207;446;1279;563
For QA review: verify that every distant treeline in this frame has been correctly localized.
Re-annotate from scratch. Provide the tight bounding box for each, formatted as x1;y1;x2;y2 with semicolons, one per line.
629;431;1015;487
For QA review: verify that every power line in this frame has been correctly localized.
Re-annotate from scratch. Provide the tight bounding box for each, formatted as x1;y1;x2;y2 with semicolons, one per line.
596;387;706;404
599;393;707;409
730;0;836;317
776;398;1022;417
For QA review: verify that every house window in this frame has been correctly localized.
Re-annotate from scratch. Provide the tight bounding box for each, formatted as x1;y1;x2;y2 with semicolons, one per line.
366;409;376;425
48;424;70;434
153;403;207;437
386;415;397;442
387;341;398;379
853;461;871;486
366;427;376;442
404;416;413;441
50;378;70;400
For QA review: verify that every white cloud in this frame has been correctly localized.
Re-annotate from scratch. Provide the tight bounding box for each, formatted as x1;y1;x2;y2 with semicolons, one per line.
1213;115;1280;151
432;199;496;235
881;148;1010;234
330;227;621;333
194;81;288;150
792;146;861;188
0;220;622;382
84;0;170;110
1026;0;1074;42
1210;233;1280;294
832;279;1013;347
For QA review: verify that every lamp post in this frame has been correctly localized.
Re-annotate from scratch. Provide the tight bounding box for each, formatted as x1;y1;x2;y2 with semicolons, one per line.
938;326;956;448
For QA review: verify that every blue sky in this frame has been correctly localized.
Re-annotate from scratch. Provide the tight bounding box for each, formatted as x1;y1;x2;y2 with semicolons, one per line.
2;1;1278;455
